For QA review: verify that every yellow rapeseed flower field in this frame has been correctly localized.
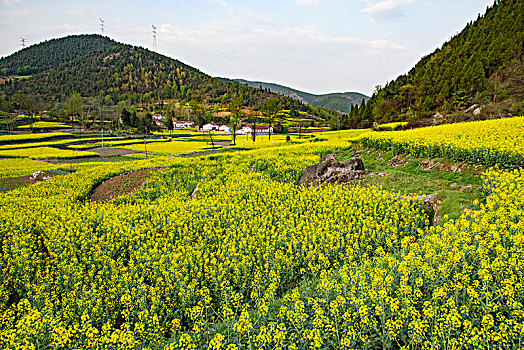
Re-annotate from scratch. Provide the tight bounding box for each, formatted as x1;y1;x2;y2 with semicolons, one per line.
0;158;58;178
114;140;217;155
0;146;99;159
0;118;523;349
0;137;123;150
0;132;73;143
361;116;524;168
68;138;168;150
18;121;72;129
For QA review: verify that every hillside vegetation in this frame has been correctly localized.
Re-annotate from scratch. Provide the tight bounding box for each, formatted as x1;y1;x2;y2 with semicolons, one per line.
336;0;523;128
0;34;118;76
0;36;343;124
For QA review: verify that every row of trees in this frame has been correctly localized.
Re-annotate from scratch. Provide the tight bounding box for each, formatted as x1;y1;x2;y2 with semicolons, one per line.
0;91;122;133
329;98;374;130
1;89;289;139
225;96;282;145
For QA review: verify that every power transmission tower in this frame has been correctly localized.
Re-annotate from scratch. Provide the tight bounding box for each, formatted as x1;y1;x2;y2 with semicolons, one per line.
99;18;105;35
20;38;26;48
152;25;157;51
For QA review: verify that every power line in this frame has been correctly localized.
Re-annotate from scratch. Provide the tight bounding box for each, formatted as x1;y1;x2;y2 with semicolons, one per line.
99;18;105;35
152;25;157;51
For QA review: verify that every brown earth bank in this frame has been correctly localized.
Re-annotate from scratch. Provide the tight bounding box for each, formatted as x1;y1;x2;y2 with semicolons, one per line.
90;167;164;202
0;172;58;192
87;147;146;157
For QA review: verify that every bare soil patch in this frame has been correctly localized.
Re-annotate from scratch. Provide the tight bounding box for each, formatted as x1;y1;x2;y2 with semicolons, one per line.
0;172;58;192
388;154;409;167
87;147;145;157
90;167;164;202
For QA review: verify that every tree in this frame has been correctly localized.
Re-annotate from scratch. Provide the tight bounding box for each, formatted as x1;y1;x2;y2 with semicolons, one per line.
359;100;373;128
260;97;281;140
115;100;129;130
67;92;83;129
17;93;43;132
137;112;154;158
130;111;139;128
1;111;16;133
189;100;206;128
141;112;153;134
164;115;174;135
228;95;244;146
248;113;259;142
104;94;113;106
121;108;131;127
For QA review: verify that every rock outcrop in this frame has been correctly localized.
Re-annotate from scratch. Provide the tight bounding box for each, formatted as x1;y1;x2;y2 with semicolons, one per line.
298;157;365;186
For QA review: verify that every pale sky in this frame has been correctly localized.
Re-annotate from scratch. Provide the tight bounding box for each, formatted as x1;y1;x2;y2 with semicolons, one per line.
0;0;494;95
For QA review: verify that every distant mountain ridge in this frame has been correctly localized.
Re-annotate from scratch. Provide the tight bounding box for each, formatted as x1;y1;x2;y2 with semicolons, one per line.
228;79;369;113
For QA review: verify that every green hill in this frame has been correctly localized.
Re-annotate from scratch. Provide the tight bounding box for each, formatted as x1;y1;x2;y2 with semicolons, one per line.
227;78;369;113
0;35;343;123
350;0;523;127
0;34;119;76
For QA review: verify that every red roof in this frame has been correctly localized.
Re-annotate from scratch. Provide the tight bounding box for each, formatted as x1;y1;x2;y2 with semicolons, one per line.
245;125;271;130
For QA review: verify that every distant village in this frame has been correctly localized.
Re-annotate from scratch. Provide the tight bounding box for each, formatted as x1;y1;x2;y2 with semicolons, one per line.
152;114;274;135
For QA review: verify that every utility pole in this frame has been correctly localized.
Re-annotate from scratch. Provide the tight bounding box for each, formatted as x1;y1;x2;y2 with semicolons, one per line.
152;25;157;51
20;38;26;48
99;18;105;35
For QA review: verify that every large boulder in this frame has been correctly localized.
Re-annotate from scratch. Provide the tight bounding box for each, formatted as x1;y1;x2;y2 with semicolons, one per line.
299;157;365;186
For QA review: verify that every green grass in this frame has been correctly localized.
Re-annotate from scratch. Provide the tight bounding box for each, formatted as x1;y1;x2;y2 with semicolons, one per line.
338;143;484;222
0;178;29;192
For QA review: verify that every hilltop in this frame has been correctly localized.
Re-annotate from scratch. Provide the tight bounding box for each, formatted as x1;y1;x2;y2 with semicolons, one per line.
227;79;369;113
0;34;119;76
0;35;343;125
340;0;523;128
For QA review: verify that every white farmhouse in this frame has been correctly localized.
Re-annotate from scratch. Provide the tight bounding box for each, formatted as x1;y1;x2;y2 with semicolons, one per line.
173;120;195;129
202;123;220;132
241;125;274;135
154;119;164;128
219;125;232;133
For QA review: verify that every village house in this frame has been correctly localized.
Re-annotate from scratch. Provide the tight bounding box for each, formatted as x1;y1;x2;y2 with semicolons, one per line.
202;123;220;132
173;120;195;129
219;125;232;133
241;125;274;135
153;119;164;128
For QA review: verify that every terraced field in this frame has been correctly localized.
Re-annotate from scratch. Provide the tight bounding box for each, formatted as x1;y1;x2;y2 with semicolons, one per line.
0;118;523;349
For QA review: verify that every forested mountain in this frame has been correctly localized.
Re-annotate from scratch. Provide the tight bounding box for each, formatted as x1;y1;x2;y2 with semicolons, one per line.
0;35;118;76
227;79;369;113
349;0;523;127
0;35;344;122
